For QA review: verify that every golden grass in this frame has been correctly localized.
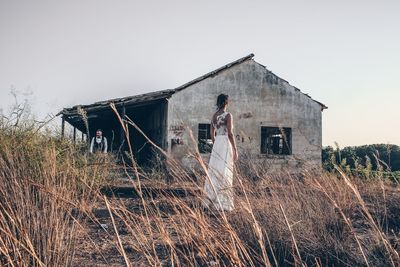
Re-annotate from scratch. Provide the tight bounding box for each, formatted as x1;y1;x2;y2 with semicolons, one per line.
1;112;399;266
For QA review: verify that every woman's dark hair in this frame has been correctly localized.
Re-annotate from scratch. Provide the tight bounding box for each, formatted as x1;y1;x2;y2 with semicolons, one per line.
216;94;229;110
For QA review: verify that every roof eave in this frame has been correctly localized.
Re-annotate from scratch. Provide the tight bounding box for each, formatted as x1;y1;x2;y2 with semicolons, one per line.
58;89;175;117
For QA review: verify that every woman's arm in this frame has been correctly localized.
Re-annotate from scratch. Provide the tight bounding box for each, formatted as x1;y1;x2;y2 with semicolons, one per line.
226;113;238;161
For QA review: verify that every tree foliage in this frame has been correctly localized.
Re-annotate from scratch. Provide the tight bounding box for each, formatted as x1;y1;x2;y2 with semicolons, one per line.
322;144;400;179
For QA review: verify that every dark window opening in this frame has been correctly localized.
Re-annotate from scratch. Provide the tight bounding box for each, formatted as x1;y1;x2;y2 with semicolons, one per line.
261;127;292;155
198;123;213;153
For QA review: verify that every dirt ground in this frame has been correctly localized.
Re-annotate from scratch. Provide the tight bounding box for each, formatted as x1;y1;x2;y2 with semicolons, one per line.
71;182;214;266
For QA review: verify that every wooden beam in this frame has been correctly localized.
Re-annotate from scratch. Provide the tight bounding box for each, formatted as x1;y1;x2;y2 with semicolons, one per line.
61;116;65;138
162;99;168;150
120;105;126;147
73;127;76;145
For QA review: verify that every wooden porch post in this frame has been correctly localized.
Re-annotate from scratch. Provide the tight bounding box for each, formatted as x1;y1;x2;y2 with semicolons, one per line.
120;105;126;144
73;127;76;144
61;116;65;138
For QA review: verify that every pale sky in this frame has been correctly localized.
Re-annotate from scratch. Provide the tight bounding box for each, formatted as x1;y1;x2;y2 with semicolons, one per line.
0;0;399;147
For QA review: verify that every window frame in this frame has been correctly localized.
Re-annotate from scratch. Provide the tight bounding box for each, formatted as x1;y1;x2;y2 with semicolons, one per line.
198;123;213;154
260;126;292;155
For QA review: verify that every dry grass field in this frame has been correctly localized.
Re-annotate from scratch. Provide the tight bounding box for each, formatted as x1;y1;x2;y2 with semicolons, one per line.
1;118;400;266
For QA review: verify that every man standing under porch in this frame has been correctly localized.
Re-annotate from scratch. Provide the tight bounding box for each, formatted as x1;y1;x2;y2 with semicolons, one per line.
90;129;108;154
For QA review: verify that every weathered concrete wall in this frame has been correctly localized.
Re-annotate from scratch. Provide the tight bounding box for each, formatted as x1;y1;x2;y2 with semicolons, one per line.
167;59;323;171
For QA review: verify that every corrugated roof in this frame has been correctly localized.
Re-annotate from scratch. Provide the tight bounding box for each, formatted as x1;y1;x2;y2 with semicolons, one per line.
60;89;175;116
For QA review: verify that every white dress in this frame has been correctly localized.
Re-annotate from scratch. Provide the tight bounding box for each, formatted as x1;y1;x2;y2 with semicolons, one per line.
203;111;234;211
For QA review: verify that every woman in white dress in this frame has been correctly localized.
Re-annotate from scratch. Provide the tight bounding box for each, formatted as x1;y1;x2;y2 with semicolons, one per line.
203;94;238;211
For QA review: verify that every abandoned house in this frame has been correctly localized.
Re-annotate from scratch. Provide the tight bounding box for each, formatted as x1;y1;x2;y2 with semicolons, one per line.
59;54;327;170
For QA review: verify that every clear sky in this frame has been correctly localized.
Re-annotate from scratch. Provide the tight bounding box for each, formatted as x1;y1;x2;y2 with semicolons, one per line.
0;0;399;147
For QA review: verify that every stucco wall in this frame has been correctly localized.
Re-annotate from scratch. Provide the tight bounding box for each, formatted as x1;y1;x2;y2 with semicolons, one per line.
167;59;323;171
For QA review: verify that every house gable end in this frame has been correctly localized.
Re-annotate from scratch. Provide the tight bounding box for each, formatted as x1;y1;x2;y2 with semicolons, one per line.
172;55;327;110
